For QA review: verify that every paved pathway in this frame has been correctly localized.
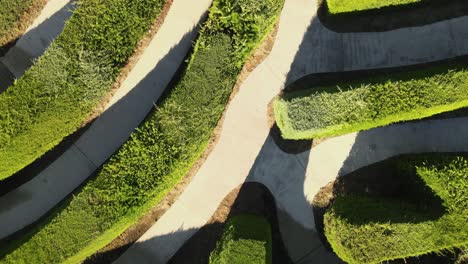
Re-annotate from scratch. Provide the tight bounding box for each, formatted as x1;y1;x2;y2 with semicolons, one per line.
115;0;468;263
0;0;212;240
0;0;73;93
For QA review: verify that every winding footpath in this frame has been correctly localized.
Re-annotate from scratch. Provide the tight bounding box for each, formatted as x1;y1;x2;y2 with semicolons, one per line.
0;0;73;93
115;0;468;263
0;0;212;240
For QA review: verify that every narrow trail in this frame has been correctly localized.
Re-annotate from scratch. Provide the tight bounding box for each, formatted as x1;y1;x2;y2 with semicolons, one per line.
115;0;468;263
0;0;73;93
0;0;212;240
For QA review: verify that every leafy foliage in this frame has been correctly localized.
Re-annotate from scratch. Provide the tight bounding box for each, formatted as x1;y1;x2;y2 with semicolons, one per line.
324;154;468;263
275;66;468;139
0;0;284;262
209;215;272;264
0;0;164;180
326;0;423;14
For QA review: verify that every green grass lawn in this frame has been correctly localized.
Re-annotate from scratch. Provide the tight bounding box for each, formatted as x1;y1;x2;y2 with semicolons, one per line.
0;0;46;50
0;0;164;180
324;154;468;264
209;215;272;264
274;64;468;140
0;0;284;263
326;0;423;14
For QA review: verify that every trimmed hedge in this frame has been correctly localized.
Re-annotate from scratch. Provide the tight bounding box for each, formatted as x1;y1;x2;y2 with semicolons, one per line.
209;215;273;264
274;65;468;140
324;154;468;263
0;0;165;180
0;0;284;263
0;0;46;51
326;0;423;14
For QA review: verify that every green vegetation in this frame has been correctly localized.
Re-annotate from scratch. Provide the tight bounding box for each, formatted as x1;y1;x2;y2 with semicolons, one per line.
274;65;468;139
0;0;46;50
209;215;272;264
326;0;422;14
0;0;284;263
324;154;468;264
0;0;165;180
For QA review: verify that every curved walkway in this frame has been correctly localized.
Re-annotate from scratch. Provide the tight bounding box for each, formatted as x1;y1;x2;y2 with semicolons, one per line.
0;0;212;240
0;0;73;93
115;0;468;263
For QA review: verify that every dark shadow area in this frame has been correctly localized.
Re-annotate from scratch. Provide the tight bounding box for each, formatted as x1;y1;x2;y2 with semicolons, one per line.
270;123;313;154
0;29;197;256
0;1;74;94
317;0;468;33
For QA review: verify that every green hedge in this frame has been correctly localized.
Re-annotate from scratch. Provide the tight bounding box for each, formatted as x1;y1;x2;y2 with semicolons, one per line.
0;0;284;263
0;0;165;180
209;215;273;264
324;154;468;263
0;0;45;49
326;0;424;14
274;65;468;140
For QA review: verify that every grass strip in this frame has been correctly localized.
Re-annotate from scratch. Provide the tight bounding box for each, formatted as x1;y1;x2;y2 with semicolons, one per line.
274;64;468;140
0;0;165;180
326;0;431;14
0;0;284;262
209;214;272;264
324;154;468;263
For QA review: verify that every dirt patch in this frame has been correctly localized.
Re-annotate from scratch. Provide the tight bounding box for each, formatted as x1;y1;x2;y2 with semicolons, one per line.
169;182;292;264
0;0;48;57
317;0;468;33
312;153;467;263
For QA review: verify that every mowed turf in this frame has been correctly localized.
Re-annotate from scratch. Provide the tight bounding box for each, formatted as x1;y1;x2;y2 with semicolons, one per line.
326;0;422;14
0;0;284;263
324;154;468;263
209;215;273;264
274;64;468;140
0;0;164;180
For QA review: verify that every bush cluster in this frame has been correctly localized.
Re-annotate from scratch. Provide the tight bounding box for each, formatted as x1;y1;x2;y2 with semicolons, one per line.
275;66;468;139
0;0;164;180
209;215;272;264
0;0;284;262
324;154;468;263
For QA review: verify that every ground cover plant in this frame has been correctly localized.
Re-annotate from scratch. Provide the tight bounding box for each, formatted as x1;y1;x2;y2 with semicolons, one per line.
274;65;468;140
0;0;165;180
324;154;468;263
326;0;429;14
209;214;272;264
0;0;284;262
0;0;46;55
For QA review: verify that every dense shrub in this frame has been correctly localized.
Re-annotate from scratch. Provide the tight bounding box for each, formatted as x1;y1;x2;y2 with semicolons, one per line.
0;0;46;52
0;0;164;180
209;215;272;264
0;0;284;262
324;154;468;263
274;66;468;139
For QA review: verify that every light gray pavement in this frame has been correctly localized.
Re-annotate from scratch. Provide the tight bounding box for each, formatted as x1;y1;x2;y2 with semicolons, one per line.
0;0;212;240
0;0;73;92
115;0;468;263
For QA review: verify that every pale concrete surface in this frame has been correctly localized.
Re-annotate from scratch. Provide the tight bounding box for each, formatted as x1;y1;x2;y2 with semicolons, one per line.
0;0;211;240
0;0;73;84
116;0;468;262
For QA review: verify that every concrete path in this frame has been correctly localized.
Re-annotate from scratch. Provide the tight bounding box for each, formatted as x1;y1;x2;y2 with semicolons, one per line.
0;0;212;240
0;0;73;93
115;0;468;263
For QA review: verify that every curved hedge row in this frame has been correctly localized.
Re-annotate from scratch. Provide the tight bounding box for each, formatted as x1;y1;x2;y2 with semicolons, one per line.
274;65;468;140
0;0;46;54
209;215;273;264
324;154;468;263
0;0;165;180
326;0;425;14
0;0;284;263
